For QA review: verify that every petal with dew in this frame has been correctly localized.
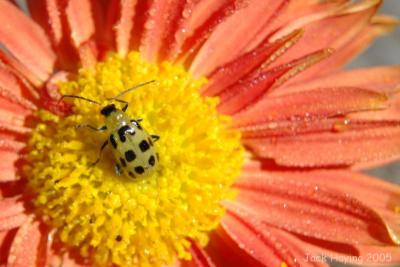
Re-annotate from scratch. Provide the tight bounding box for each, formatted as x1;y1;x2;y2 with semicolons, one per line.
220;212;329;267
201;29;303;97
217;49;332;115
65;0;95;48
0;1;56;83
140;0;186;61
113;0;138;57
243;0;348;52
27;0;63;45
65;0;97;67
0;197;25;220
298;15;399;80
245;123;400;167
268;0;381;85
233;170;397;246
7;217;42;267
0;214;28;233
272;65;400;97
276;170;400;244
0;97;31;127
233;87;388;126
0;141;24;182
269;0;379;66
0;63;38;102
190;0;287;77
238;119;399;139
27;0;82;70
174;0;247;63
182;241;216;267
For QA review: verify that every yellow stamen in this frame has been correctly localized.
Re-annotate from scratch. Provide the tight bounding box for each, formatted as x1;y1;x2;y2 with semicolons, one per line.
25;52;244;266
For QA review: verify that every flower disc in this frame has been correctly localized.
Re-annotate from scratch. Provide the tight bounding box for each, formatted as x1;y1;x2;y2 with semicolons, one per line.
25;52;244;266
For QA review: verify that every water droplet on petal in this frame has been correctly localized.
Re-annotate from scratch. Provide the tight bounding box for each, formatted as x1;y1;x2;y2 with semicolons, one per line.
333;118;351;132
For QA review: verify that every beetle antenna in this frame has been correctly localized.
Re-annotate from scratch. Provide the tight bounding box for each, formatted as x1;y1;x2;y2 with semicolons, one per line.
111;80;156;100
60;95;101;105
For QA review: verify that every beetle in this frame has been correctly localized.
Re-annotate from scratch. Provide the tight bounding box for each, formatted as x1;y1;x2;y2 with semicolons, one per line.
61;80;159;179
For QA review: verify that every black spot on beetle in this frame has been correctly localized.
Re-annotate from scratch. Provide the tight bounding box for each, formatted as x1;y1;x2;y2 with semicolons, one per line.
139;140;150;152
128;171;136;179
118;125;135;142
148;155;155;166
125;150;136;162
120;157;127;167
109;134;117;148
134;166;145;174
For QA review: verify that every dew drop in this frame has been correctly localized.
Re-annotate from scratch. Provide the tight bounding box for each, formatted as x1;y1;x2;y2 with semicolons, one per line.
333;118;351;132
183;8;192;18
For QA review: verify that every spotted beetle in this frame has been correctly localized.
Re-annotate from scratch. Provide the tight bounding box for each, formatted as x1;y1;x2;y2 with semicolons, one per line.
61;80;159;179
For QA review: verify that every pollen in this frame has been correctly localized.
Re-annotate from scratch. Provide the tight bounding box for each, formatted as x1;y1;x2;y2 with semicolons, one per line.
25;52;244;266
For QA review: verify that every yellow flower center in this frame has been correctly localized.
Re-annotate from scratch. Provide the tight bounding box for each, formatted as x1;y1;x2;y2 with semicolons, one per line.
25;52;243;266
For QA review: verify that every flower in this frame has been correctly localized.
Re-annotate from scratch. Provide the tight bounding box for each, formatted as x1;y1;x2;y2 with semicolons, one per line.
0;0;399;266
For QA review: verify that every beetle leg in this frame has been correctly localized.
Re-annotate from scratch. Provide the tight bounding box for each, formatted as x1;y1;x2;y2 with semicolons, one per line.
77;125;107;131
115;163;122;176
151;135;160;142
90;140;109;166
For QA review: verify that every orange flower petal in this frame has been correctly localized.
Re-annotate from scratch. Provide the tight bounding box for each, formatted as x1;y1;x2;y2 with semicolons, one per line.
27;0;63;45
244;0;347;52
182;241;216;267
65;0;97;67
268;0;383;85
233;170;397;246
273;66;400;96
0;197;25;219
300;15;399;80
217;49;332;115
175;0;247;63
270;0;379;67
190;0;287;77
0;1;56;83
239;119;400;139
220;212;329;267
0;214;28;233
245;124;400;167
65;0;94;48
27;0;83;70
285;170;400;244
140;0;186;61
354;245;400;263
7;217;42;267
113;0;138;57
201;29;303;97
0;98;30;128
233;87;387;126
0;143;23;182
0;63;38;102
